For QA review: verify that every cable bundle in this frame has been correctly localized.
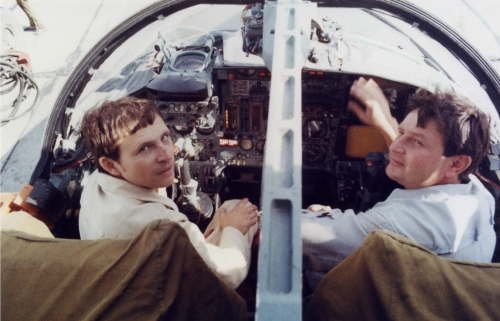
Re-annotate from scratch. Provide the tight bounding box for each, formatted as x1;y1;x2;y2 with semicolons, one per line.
1;54;39;126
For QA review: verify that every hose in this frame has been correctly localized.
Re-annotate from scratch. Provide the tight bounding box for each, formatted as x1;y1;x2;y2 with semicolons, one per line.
0;55;39;126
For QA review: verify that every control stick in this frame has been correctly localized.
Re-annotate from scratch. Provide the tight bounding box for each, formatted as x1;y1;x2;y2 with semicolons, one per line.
179;160;199;215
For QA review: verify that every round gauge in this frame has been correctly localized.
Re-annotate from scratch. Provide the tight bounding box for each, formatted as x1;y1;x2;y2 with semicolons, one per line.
236;69;257;77
196;125;215;135
255;139;265;155
304;118;328;140
173;125;194;136
239;138;254;151
303;144;327;165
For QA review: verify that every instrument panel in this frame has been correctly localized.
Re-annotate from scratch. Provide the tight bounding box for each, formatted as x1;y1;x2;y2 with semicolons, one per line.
155;68;412;209
156;69;352;167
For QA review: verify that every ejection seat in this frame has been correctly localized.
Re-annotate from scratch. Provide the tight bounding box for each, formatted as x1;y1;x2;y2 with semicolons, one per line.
303;230;500;321
1;211;247;321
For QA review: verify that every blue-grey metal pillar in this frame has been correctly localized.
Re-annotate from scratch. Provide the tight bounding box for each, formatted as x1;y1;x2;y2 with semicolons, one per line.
256;1;313;320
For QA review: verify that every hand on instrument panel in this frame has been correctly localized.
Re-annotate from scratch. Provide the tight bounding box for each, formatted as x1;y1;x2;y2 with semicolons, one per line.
347;77;399;147
219;198;259;235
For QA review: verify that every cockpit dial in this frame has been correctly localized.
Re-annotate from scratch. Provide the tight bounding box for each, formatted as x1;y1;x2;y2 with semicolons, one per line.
304;118;328;140
303;144;327;165
196;125;215;135
239;137;254;151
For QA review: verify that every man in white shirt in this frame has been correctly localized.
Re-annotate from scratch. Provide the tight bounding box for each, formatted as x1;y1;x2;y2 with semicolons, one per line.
79;97;259;289
302;77;496;290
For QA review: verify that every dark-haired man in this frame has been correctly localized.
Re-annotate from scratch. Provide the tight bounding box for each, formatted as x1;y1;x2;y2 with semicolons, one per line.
302;77;496;290
79;97;259;289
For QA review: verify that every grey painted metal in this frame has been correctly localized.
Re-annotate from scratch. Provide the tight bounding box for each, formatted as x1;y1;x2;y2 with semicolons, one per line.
256;1;313;320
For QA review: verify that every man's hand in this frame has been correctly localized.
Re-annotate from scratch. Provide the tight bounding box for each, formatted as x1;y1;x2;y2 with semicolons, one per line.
348;77;399;147
219;198;259;235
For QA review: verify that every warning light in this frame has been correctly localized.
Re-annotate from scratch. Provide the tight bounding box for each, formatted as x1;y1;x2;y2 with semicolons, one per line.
219;138;238;147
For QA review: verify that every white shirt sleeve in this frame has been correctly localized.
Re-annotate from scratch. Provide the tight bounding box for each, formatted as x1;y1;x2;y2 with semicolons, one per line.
136;202;252;289
79;171;255;289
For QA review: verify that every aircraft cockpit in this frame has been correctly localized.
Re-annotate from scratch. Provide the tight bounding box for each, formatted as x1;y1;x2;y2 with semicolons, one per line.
32;3;500;236
6;1;499;320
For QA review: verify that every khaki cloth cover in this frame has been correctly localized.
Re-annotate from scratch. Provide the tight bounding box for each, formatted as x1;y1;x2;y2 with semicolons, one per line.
304;230;500;321
1;219;247;321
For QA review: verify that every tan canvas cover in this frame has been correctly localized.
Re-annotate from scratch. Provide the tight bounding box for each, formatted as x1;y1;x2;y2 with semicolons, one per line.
304;230;500;321
1;219;247;321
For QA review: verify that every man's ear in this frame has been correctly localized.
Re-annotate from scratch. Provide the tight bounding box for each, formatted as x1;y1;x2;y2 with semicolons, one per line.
99;157;122;177
446;155;472;177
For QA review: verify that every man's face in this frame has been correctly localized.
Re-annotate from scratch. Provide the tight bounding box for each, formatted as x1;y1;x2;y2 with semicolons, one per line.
386;109;458;189
105;116;175;189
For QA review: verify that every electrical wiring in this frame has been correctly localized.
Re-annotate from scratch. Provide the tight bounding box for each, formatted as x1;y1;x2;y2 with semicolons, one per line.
476;170;500;191
0;55;39;126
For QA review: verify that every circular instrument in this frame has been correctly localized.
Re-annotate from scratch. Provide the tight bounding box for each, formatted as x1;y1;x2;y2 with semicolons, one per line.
303;144;327;165
303;118;328;140
239;138;254;151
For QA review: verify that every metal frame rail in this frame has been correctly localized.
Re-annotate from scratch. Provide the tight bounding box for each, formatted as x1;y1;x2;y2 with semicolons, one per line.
256;1;313;320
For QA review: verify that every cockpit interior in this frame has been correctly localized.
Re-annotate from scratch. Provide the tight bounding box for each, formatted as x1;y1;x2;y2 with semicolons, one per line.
27;3;499;246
